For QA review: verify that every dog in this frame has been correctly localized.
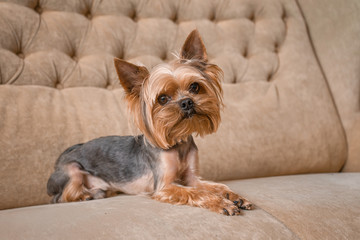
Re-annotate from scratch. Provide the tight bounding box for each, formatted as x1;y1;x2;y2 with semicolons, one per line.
47;30;252;216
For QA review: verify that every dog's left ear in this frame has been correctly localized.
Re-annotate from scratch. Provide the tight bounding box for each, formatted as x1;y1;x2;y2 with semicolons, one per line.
114;58;149;97
180;29;208;61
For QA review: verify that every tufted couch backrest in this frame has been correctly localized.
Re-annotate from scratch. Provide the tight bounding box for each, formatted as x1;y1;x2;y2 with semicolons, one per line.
3;0;303;87
0;0;347;209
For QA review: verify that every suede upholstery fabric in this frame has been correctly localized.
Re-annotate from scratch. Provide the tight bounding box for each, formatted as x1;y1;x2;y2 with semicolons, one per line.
0;0;347;209
225;173;360;239
297;0;360;172
0;173;359;239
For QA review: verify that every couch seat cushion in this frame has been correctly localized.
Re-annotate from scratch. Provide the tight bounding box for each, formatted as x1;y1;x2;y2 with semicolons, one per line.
224;173;360;239
0;173;358;239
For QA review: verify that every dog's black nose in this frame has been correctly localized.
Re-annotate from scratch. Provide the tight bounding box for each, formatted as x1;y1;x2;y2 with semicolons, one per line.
180;98;194;111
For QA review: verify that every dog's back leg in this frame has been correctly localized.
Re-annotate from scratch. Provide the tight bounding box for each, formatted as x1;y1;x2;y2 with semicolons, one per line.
47;162;112;203
47;162;90;203
47;167;70;203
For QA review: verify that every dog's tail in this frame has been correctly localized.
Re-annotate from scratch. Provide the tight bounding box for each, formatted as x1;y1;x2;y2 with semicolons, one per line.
47;144;83;203
47;169;70;203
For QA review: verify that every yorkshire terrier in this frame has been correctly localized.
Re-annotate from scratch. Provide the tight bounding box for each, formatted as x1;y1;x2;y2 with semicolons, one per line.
47;30;252;216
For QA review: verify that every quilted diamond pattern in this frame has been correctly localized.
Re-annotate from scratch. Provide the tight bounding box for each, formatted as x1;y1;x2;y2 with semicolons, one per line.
1;0;300;87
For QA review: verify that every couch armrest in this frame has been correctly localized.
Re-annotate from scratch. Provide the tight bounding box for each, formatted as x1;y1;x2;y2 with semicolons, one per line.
297;0;360;171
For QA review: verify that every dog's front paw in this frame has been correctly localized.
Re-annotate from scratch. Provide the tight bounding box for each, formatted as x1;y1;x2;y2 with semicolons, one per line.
201;195;241;216
219;199;241;216
225;192;253;210
233;198;253;210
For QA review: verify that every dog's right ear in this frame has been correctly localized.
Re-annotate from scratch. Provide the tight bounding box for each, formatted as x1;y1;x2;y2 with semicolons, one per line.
180;29;208;62
114;58;149;97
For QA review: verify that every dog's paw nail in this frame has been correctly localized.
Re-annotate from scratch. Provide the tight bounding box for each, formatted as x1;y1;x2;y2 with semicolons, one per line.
223;208;230;216
233;200;239;205
240;202;253;210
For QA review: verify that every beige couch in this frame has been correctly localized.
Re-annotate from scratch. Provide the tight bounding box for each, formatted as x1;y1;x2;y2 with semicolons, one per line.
0;0;359;239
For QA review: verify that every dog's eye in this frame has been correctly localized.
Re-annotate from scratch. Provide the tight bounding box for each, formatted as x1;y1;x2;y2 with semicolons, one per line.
189;82;200;94
158;95;170;105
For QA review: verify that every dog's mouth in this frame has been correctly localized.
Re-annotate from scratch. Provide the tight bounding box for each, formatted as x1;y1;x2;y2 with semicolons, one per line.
171;109;196;131
165;109;215;147
182;109;196;119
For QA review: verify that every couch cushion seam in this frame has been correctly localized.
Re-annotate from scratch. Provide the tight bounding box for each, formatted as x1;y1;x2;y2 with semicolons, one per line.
250;202;302;239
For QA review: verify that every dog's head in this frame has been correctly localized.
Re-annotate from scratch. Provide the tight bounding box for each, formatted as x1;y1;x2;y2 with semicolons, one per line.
114;30;223;149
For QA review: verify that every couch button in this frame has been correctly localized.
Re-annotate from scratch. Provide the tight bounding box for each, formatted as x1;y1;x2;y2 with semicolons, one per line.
248;13;255;22
86;12;92;20
274;43;279;53
18;52;25;59
171;13;177;23
35;5;43;14
131;10;137;21
243;48;248;58
282;10;287;21
56;83;63;89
